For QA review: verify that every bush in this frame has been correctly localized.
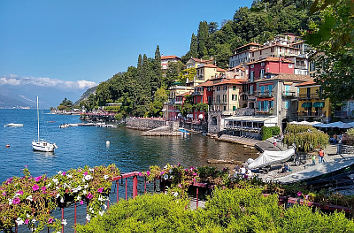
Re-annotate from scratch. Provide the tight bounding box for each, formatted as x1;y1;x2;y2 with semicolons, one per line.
104;106;121;113
261;126;280;140
77;188;354;233
114;113;123;121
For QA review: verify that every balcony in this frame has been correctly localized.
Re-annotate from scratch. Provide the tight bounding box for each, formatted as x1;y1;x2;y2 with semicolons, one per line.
255;91;273;98
298;112;325;118
234;108;255;116
299;93;323;100
192;91;201;96
283;91;297;98
256;109;274;115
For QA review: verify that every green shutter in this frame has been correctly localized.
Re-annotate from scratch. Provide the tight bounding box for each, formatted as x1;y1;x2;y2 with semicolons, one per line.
301;102;312;108
313;102;325;108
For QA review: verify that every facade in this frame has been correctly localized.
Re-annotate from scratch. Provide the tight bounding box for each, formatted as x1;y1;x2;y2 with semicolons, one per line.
254;74;311;129
187;64;225;87
191;80;214;121
225;65;248;79
163;84;193;121
161;56;181;70
296;80;331;123
229;43;262;68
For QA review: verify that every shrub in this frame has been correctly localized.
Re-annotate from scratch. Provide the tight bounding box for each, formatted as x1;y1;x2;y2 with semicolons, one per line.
114;113;123;121
104;106;121;112
261;126;280;140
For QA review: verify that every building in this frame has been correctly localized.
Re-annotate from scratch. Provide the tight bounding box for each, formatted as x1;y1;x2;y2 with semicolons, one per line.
208;79;245;133
161;55;181;70
186;57;214;69
187;64;226;87
163;83;193;121
191;80;214;121
254;74;311;129
296;80;331;123
229;43;262;68
225;65;248;79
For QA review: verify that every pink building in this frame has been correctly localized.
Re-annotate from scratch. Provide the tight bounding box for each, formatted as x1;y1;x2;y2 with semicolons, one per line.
161;55;181;70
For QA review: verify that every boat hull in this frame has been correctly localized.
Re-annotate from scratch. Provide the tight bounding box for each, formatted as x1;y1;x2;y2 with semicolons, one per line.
32;141;56;152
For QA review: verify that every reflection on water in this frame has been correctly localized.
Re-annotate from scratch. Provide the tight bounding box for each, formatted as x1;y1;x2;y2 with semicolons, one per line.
0;109;257;182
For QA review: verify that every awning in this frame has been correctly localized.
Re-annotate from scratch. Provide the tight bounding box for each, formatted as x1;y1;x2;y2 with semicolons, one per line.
313;102;325;108
301;102;312;108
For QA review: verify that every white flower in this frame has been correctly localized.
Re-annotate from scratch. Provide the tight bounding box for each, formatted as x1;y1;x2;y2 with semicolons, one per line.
32;219;36;223
99;210;104;216
77;196;81;201
26;195;33;201
57;171;62;175
56;194;60;198
8;198;12;205
98;196;105;202
26;214;31;218
77;185;82;191
103;175;109;180
16;217;24;226
72;188;78;193
83;190;87;195
82;178;85;183
52;178;59;185
46;183;52;188
84;184;88;189
89;168;94;172
86;214;91;221
60;197;64;203
103;204;107;209
61;219;67;226
67;174;72;178
173;192;179;197
84;175;93;181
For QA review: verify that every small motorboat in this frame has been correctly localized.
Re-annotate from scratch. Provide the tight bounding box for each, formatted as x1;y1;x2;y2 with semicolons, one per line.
4;123;23;127
59;124;69;128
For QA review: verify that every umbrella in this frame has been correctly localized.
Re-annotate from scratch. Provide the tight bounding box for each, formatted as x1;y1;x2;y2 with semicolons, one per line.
313;123;329;128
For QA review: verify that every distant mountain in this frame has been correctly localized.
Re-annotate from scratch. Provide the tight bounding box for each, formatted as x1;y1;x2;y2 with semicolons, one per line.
0;92;34;109
74;86;97;106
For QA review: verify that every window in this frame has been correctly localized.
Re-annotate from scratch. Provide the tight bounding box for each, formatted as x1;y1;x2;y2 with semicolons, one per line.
223;86;227;90
252;52;254;57
284;101;289;109
250;71;254;82
233;86;236;90
216;86;220;91
261;62;265;66
232;95;238;101
260;69;265;78
223;106;226;111
285;85;290;95
268;85;273;95
260;86;265;94
216;95;220;103
233;106;236;111
271;47;274;52
288;64;293;68
260;50;262;55
250;85;254;95
251;64;254;68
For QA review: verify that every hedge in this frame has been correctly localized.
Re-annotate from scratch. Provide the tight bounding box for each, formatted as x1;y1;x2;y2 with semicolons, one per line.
76;188;353;233
261;126;280;140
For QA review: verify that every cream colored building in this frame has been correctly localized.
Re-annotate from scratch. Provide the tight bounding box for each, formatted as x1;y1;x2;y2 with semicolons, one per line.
187;64;225;87
186;57;214;69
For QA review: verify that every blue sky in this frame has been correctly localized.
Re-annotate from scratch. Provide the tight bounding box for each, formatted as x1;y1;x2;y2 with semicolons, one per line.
0;0;253;85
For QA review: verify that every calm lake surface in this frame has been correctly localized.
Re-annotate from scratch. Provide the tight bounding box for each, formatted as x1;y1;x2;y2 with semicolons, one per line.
0;109;257;183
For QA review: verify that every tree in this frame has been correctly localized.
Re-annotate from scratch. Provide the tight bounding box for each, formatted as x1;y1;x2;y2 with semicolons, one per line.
57;98;73;111
189;33;198;58
149;87;168;117
208;22;218;34
305;0;354;103
164;61;184;88
197;21;209;58
178;68;196;85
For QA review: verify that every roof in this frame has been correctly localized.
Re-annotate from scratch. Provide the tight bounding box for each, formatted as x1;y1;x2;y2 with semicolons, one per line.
217;67;226;72
228;65;246;71
190;57;214;64
247;57;294;65
233;43;262;52
255;74;311;83
212;79;244;86
295;80;319;87
161;55;180;60
196;80;214;87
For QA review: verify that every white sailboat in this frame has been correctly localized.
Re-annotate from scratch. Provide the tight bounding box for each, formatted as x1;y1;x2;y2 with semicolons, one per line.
32;96;58;152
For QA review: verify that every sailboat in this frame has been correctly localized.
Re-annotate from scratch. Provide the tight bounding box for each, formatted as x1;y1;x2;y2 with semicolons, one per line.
32;96;58;152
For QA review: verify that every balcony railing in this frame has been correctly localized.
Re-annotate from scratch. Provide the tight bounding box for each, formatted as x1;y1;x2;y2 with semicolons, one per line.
234;108;255;116
192;91;201;96
299;93;323;100
283;91;297;98
256;109;274;115
298;112;325;117
255;91;273;98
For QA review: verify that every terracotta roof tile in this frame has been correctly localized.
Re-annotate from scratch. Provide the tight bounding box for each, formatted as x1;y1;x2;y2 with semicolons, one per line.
196;80;214;87
255;74;311;83
213;79;244;86
295;80;317;87
161;55;180;60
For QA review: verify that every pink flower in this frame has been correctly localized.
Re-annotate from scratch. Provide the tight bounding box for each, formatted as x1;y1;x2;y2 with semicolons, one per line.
86;192;93;199
35;176;42;182
2;192;6;196
12;198;20;205
48;218;54;224
193;173;197;176
146;171;150;176
41;186;47;192
80;200;84;205
97;188;104;193
193;178;196;183
84;172;88;176
78;169;82;172
305;195;309;200
178;184;182;188
138;172;142;176
297;191;302;197
16;190;23;195
160;171;165;175
25;219;29;225
62;172;66;176
32;184;39;191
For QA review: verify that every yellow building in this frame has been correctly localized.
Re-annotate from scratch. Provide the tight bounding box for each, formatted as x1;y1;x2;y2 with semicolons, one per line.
296;80;331;122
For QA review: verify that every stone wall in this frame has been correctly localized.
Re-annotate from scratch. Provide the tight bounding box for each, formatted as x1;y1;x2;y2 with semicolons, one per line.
125;117;168;131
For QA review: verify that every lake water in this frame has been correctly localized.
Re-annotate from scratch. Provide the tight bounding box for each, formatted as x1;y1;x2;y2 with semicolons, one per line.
0;109;257;183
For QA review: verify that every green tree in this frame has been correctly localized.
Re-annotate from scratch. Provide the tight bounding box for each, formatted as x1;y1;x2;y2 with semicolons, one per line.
305;0;354;103
197;21;209;58
178;68;196;85
189;33;198;58
149;87;168;117
164;61;184;88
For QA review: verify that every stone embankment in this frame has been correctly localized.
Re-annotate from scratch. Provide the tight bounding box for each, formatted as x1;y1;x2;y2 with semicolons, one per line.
125;117;167;131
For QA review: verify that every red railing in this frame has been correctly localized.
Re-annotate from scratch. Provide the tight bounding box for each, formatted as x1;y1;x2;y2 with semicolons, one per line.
13;172;352;233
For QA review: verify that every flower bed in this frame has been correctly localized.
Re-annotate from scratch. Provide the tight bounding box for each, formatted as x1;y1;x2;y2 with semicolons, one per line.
0;164;119;232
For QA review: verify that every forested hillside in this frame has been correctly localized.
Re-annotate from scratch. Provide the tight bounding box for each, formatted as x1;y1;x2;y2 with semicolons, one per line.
79;0;314;117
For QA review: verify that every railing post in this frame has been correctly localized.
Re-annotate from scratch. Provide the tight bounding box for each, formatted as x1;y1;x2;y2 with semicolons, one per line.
74;202;77;233
196;187;199;209
116;180;119;203
61;207;64;233
133;175;138;198
125;178;128;200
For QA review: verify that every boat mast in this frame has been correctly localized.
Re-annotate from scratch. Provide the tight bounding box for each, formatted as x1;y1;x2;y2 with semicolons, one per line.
37;96;40;142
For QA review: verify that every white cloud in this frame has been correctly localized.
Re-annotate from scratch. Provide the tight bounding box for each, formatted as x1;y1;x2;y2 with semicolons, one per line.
0;74;97;89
